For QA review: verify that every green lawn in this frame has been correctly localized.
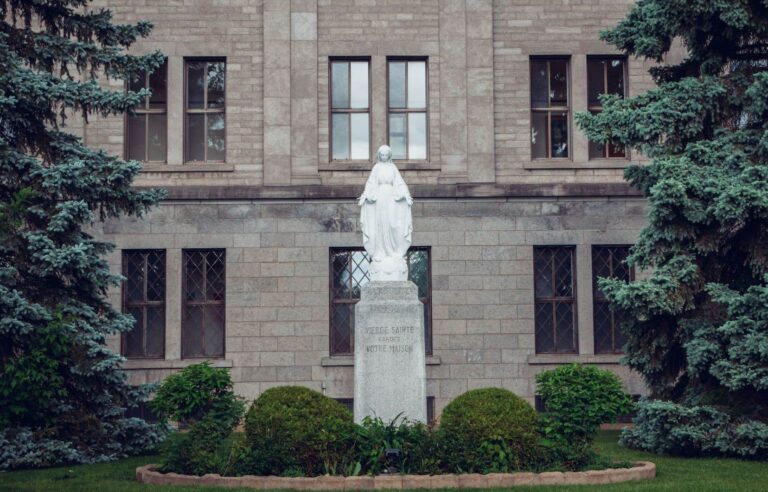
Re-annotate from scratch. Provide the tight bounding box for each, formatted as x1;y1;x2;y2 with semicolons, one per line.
2;431;767;492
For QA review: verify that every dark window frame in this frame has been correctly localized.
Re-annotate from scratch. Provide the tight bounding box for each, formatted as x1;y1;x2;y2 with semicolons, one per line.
181;248;226;359
184;57;226;163
124;59;168;163
329;57;372;163
533;246;578;354
121;249;166;359
592;245;634;354
587;56;628;159
329;247;432;357
386;57;430;161
530;56;571;160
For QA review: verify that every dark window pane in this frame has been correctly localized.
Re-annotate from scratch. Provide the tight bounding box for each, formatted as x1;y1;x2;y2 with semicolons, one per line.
554;302;575;352
186;114;205;162
125;253;145;302
608;142;626;158
183;305;204;357
206;250;226;301
187;62;206;109
203;306;225;357
125;307;144;358
147;114;166;162
531;112;548;159
207;62;226;109
146;307;165;357
332;252;351;298
389;61;406;108
587;59;604;107
607;59;625;97
332;113;350;160
554;248;573;297
589;139;606;159
389;113;406;159
207;113;226;161
185;251;206;301
550;112;568;158
149;63;167;109
534;249;553;298
122;250;165;359
331;62;349;109
530;60;549;107
330;302;354;355
127;114;146;161
128;72;146;96
182;250;225;359
593;246;632;353
549;60;568;106
534;247;576;354
535;304;554;353
408;250;429;298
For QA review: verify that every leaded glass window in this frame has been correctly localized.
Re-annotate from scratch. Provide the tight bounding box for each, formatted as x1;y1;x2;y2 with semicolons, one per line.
534;246;577;353
182;249;226;358
592;246;633;354
122;250;166;358
329;247;431;356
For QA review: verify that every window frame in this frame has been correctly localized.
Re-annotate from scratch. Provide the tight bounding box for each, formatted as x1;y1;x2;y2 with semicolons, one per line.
587;55;629;160
328;247;433;357
181;248;226;359
533;246;578;354
328;57;372;163
124;60;168;163
184;57;227;163
529;56;571;160
121;249;166;359
592;245;634;354
386;57;429;161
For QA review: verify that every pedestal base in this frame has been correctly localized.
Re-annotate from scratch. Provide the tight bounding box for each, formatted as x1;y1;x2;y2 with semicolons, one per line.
354;281;427;424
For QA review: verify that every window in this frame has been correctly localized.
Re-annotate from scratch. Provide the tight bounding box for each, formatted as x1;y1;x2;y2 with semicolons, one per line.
126;60;167;162
329;247;432;356
122;250;166;358
534;246;577;353
388;59;428;160
185;59;226;162
592;246;633;354
587;57;627;158
330;59;370;160
182;249;226;358
530;57;570;159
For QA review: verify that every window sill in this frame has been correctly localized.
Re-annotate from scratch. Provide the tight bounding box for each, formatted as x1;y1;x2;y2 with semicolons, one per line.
321;355;442;367
527;354;622;365
320;161;440;172
123;358;234;370
140;163;235;173
524;159;629;170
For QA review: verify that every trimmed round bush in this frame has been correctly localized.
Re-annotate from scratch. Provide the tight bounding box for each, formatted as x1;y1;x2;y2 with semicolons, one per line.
438;387;540;472
244;386;355;476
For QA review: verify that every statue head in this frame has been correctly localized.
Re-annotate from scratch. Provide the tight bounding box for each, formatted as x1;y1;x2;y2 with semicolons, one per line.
376;145;393;163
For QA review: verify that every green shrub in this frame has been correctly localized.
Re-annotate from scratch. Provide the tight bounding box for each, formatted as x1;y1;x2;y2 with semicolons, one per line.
438;388;540;473
352;416;438;475
245;386;355;476
151;363;244;475
536;364;633;469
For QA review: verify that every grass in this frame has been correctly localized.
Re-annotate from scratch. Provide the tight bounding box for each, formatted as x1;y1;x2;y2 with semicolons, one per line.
2;431;767;492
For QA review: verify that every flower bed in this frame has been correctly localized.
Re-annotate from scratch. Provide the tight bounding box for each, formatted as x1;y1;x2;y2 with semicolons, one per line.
136;461;656;489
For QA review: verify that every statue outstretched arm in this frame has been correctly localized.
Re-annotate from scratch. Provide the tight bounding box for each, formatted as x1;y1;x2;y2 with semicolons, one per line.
358;165;379;205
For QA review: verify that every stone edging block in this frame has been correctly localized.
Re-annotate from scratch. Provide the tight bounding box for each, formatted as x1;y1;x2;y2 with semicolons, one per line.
136;461;656;489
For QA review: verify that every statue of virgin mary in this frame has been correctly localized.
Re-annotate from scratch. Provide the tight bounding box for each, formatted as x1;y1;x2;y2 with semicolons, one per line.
358;145;413;281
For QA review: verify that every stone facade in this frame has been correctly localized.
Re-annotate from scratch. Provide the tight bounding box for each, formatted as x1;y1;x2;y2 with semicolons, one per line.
88;0;667;415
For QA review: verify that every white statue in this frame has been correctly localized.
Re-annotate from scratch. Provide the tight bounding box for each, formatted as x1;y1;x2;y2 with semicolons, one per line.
358;145;413;281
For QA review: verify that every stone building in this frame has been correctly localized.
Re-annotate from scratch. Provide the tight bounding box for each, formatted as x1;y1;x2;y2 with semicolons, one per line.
91;0;661;416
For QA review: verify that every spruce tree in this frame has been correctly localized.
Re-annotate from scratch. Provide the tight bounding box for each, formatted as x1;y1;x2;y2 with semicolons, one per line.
578;0;768;457
0;0;167;468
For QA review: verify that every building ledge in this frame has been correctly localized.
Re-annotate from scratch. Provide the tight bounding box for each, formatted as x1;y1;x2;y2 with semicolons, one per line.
140;163;235;173
123;358;234;370
527;354;623;365
322;355;442;367
524;159;629;170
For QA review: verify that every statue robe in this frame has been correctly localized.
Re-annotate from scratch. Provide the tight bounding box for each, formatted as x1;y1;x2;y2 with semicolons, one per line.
358;161;413;262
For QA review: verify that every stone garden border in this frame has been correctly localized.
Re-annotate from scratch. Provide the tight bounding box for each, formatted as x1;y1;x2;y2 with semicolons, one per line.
136;461;655;489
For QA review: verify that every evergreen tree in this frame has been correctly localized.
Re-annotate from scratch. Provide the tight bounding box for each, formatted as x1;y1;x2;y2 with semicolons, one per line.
578;0;768;457
0;0;167;468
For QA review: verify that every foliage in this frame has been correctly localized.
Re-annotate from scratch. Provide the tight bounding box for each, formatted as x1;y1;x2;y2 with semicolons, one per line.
244;386;356;476
438;387;540;472
575;0;768;456
0;0;167;470
351;415;438;475
621;399;768;459
150;362;244;427
536;364;634;469
152;363;244;475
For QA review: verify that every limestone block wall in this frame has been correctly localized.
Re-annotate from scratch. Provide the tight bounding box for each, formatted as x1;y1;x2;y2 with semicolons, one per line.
102;197;648;413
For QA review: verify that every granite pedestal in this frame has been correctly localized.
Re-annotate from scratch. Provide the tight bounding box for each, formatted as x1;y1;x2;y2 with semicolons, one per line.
354;281;427;424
